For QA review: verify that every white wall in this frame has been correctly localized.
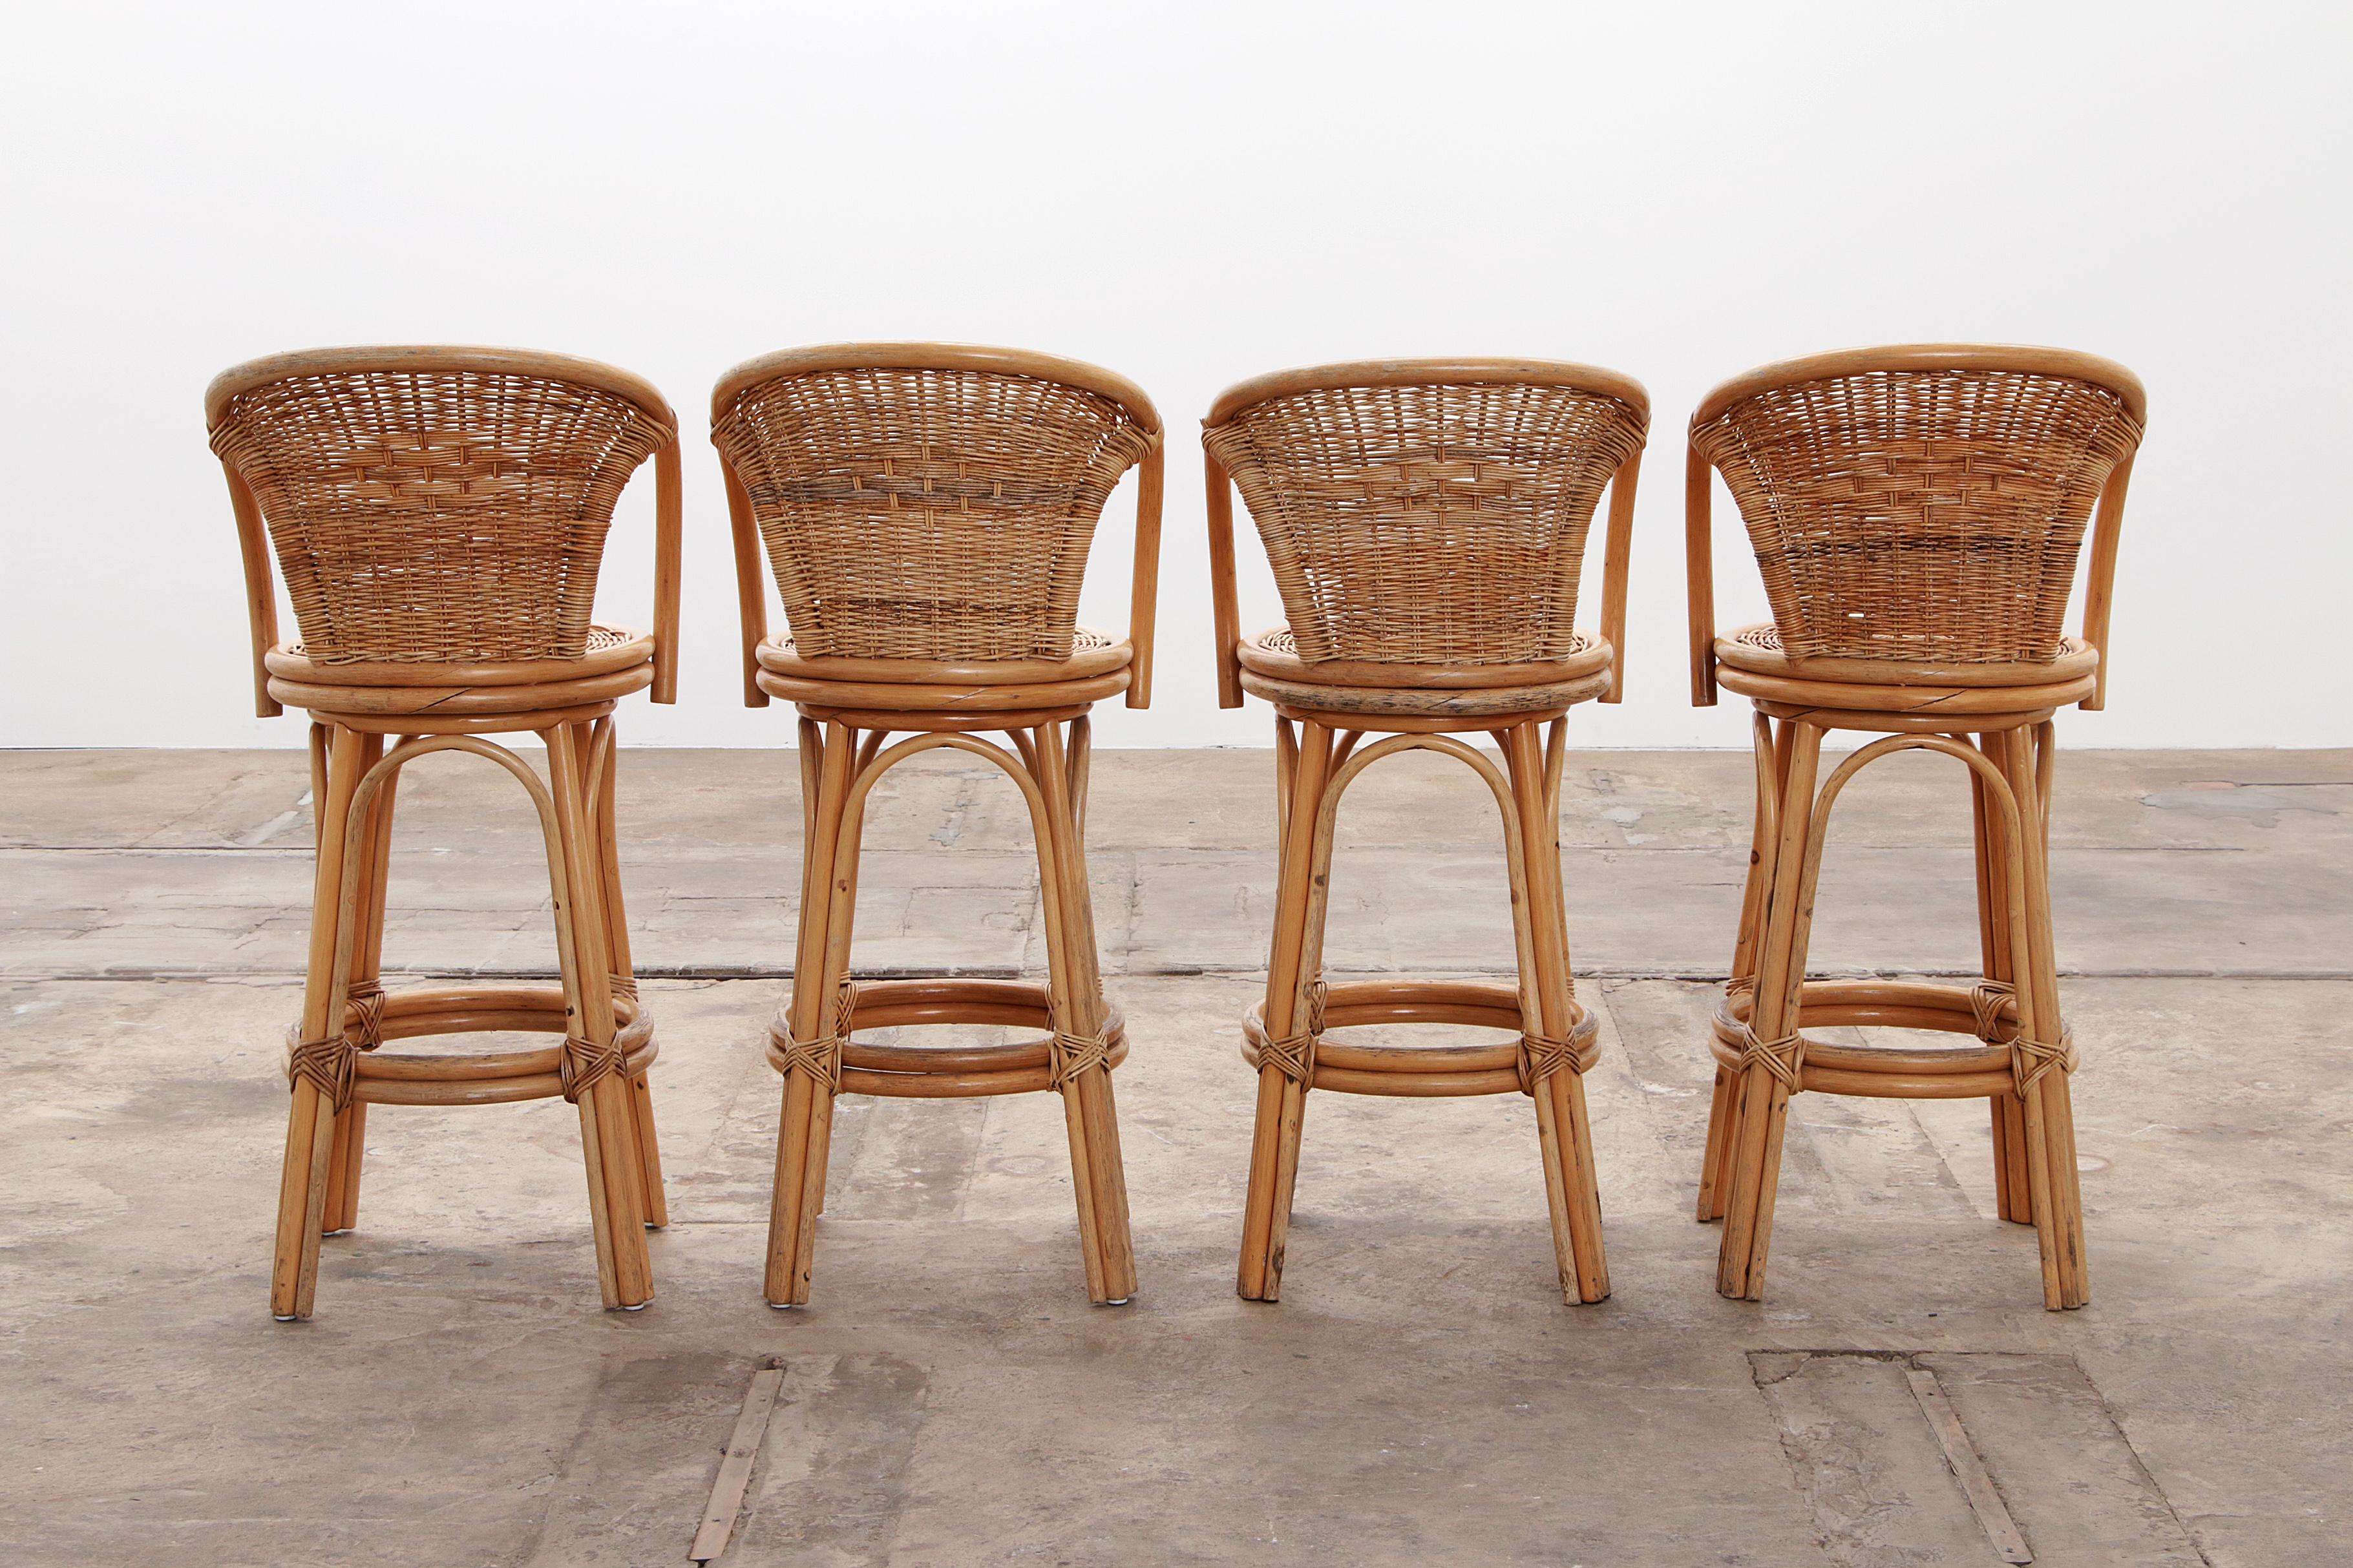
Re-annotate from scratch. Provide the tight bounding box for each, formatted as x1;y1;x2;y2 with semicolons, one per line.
5;0;2346;749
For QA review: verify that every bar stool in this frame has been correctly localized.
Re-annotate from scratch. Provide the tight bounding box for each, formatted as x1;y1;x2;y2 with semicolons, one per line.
1203;359;1649;1304
1684;344;2146;1310
207;346;681;1319
712;343;1163;1308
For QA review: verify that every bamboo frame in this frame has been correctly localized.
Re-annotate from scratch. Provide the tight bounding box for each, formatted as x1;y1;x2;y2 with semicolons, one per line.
715;345;1152;1308
1597;448;1642;703
1207;357;1643;1304
1206;448;1245;708
211;345;675;1319
1685;344;2137;1310
758;716;1137;1307
1696;722;2087;1308
1124;441;1166;709
1230;717;1610;1303
2078;454;2137;711
268;713;663;1318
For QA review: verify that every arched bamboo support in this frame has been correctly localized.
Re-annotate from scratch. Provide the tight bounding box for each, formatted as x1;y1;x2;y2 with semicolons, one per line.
1236;718;1610;1306
763;716;1135;1310
1700;718;2088;1310
273;720;659;1321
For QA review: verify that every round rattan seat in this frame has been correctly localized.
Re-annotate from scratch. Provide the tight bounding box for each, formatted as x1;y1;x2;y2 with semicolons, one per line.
1709;623;2098;731
1238;625;1614;722
263;625;656;726
752;625;1133;721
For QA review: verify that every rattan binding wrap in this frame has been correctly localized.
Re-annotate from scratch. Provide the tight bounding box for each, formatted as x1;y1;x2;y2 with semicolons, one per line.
1691;364;2144;663
209;355;673;665
1204;377;1646;665
714;361;1157;661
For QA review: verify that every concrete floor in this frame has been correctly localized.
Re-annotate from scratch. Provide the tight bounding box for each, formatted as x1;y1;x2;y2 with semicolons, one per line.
1;746;2348;1565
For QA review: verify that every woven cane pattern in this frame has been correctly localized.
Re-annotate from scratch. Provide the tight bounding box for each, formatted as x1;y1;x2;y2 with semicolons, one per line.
1693;367;2142;662
345;980;386;1051
715;366;1155;660
1516;1029;1594;1095
287;1030;356;1111
1722;978;1806;1087
2012;1030;2076;1094
1260;979;1329;1083
1970;981;2021;1043
1048;1029;1113;1089
1973;980;2075;1094
211;366;670;664
280;623;640;664
2010;1031;2073;1093
558;1032;628;1103
1205;381;1645;664
766;979;860;1094
1738;1023;1806;1089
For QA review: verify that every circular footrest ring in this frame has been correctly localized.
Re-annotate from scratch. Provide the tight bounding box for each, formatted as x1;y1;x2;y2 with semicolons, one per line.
765;977;1128;1099
1241;978;1598;1098
1709;977;2071;1100
283;985;655;1107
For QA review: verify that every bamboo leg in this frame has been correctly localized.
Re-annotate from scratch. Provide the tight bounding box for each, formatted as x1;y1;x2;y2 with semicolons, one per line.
767;721;856;1306
2002;725;2089;1309
1715;720;1824;1301
1504;720;1610;1302
1992;726;2063;1308
1260;732;1350;1301
1273;716;1298;850
794;727;878;1302
545;724;652;1310
1035;720;1136;1303
271;726;373;1319
306;722;329;852
795;719;828;1222
568;720;655;1260
980;720;1110;1302
321;743;403;1236
1700;713;1787;1223
1238;721;1336;1301
1972;732;2036;1225
587;720;666;1229
1694;1072;1737;1223
1066;713;1093;849
626;1080;666;1227
321;1107;363;1237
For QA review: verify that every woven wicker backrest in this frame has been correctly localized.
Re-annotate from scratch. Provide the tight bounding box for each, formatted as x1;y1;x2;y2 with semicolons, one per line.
207;348;675;665
1691;348;2146;663
712;346;1160;662
1203;362;1649;665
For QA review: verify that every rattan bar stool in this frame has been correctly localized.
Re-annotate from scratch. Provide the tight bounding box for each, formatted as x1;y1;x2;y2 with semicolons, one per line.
1203;359;1649;1304
713;343;1163;1308
1685;344;2146;1310
208;346;681;1319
